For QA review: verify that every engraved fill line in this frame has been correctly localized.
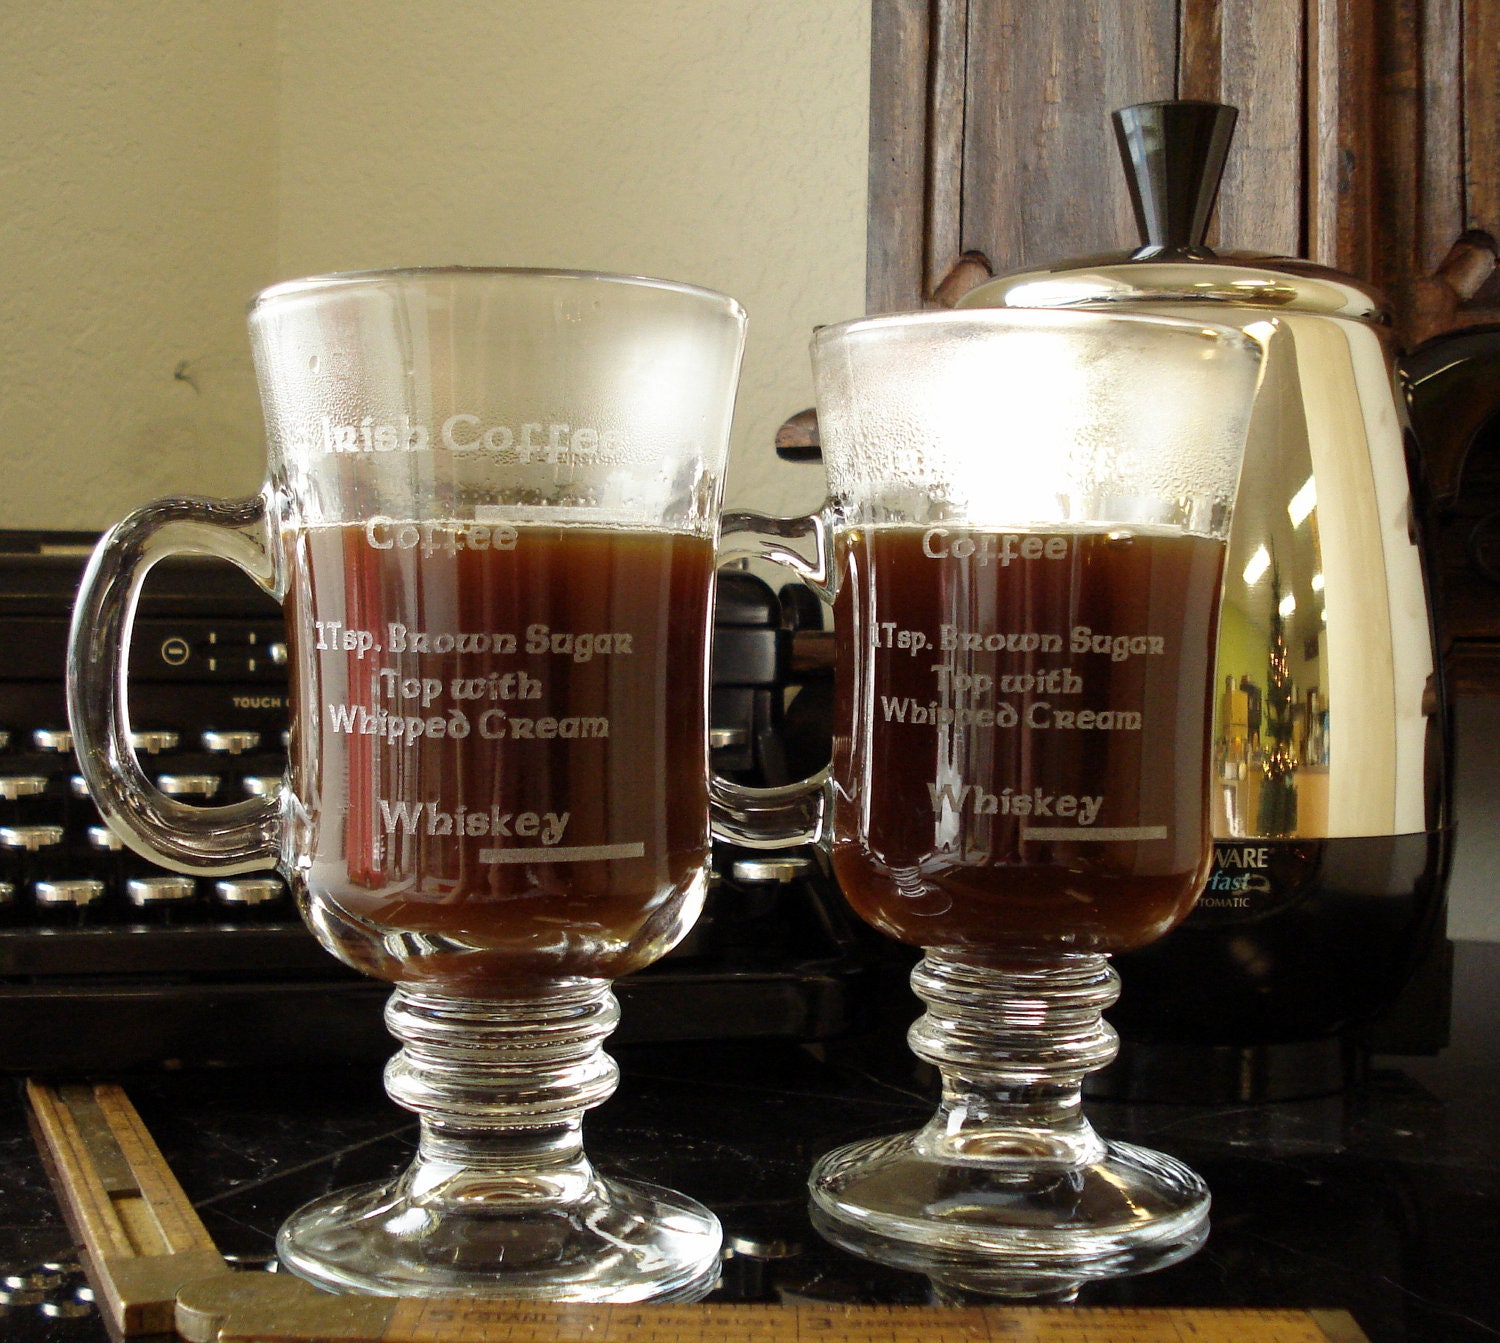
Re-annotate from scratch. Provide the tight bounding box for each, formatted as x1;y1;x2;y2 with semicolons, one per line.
478;842;646;864
1021;826;1169;842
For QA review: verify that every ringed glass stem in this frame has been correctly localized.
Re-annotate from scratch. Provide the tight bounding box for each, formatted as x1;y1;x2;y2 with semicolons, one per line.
382;981;620;1210
907;951;1120;1170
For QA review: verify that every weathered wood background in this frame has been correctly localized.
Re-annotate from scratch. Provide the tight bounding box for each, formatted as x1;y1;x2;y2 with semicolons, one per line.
868;0;1499;334
865;0;1500;684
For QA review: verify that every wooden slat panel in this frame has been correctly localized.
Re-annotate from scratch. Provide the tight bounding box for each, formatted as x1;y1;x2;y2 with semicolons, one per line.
1308;0;1379;276
865;0;1481;333
868;0;934;313
925;0;970;298
1178;0;1224;101
1419;0;1465;272
1465;0;1500;236
960;1;1177;272
1372;0;1424;315
1213;0;1304;256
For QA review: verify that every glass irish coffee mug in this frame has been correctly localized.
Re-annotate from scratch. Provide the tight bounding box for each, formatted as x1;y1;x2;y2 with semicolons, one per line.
725;307;1265;1293
67;268;747;1301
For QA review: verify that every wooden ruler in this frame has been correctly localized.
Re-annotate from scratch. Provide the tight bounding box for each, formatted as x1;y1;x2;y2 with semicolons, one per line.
26;1078;227;1336
172;1291;1373;1343
27;1080;1370;1343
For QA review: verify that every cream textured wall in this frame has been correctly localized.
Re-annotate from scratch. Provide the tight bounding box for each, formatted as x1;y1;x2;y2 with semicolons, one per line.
273;0;866;516
0;1;868;529
0;3;279;526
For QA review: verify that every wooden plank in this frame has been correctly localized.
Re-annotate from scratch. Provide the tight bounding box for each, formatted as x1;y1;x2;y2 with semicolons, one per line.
961;1;1178;272
1372;0;1426;325
1178;0;1224;103
1465;0;1500;237
1420;0;1465;272
1308;0;1380;277
868;0;933;313
926;0;970;298
1213;0;1305;256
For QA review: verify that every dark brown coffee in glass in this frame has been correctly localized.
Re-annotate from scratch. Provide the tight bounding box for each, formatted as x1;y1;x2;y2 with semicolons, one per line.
831;525;1226;957
285;521;715;992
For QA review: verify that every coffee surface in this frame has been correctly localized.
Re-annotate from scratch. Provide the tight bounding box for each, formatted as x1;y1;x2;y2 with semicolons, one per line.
284;522;714;989
831;525;1225;956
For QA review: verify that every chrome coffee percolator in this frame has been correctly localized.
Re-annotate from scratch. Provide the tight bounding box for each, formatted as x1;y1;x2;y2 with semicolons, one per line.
958;101;1452;1099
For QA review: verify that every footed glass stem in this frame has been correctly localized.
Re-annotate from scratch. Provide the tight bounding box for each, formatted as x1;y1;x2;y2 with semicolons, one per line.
809;951;1208;1296
277;982;721;1301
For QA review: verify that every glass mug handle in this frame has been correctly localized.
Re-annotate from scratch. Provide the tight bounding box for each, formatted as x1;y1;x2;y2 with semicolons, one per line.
70;498;824;865
711;509;832;851
67;494;284;874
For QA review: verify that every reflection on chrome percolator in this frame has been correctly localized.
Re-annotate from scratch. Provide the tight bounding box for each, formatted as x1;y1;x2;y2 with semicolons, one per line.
957;100;1457;1098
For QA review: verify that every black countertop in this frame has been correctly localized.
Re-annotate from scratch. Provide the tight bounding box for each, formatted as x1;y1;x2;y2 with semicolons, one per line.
3;941;1498;1343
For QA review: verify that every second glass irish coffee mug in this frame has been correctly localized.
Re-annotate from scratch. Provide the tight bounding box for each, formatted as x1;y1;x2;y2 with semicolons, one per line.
68;268;746;1301
725;307;1265;1294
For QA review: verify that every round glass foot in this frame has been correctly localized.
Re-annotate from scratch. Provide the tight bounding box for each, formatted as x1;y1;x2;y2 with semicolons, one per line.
277;1171;722;1302
276;985;720;1301
810;1128;1208;1294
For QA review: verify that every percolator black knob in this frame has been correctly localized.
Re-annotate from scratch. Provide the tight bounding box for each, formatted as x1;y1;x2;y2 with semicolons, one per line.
1112;100;1238;258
